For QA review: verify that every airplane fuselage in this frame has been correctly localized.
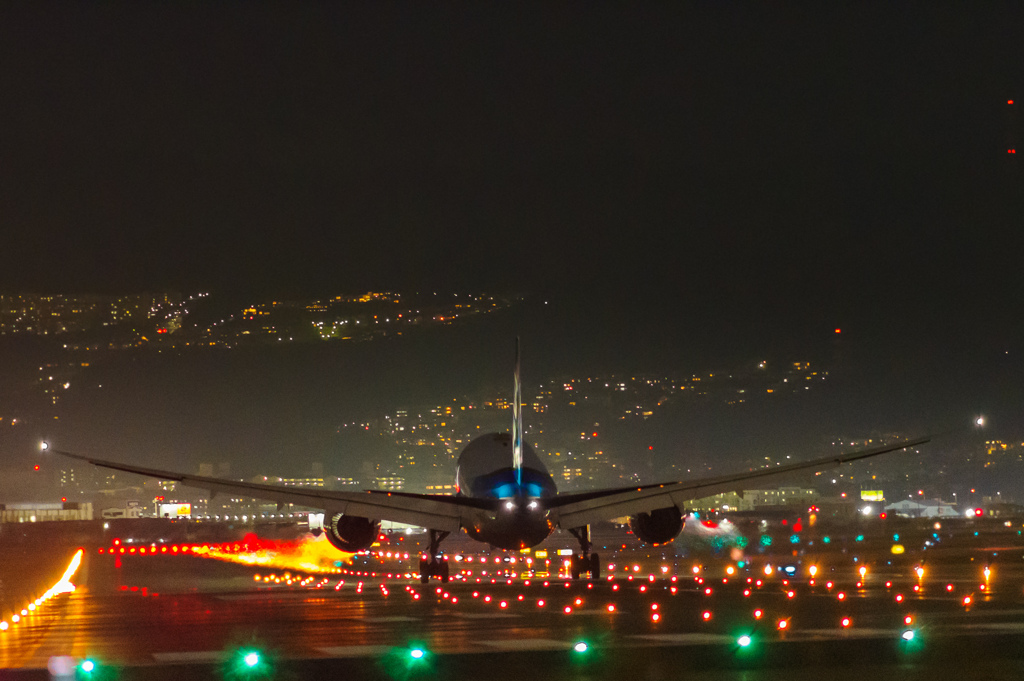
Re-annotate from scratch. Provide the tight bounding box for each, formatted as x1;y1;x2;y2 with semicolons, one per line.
455;432;558;550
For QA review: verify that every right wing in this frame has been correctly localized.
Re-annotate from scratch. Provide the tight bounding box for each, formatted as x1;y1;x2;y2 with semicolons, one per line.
546;436;930;529
46;446;497;533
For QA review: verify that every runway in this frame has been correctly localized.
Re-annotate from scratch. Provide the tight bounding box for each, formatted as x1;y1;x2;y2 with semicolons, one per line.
5;536;1024;680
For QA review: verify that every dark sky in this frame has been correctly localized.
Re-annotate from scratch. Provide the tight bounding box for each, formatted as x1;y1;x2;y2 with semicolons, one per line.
0;4;1023;484
1;4;1023;394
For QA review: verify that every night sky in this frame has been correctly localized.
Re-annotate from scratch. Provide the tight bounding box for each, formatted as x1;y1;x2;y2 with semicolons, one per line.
1;5;1022;478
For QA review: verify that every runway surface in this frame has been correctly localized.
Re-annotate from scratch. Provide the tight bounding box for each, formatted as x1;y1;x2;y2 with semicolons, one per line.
5;537;1024;680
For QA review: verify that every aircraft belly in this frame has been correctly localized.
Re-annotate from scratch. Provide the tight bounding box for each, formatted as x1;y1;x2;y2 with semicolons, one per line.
463;511;553;550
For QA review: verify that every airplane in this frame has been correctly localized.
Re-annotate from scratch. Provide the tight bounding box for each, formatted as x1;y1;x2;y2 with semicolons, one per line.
43;340;931;583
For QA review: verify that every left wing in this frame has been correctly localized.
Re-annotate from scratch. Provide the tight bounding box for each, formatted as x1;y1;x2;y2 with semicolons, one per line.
546;436;930;529
45;446;496;534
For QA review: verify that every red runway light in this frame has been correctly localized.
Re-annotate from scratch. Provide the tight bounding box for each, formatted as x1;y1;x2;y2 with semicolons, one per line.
841;617;851;628
754;609;763;619
702;610;712;621
777;619;788;630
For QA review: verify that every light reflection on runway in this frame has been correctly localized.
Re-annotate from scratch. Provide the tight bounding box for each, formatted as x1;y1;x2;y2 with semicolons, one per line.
5;544;1024;679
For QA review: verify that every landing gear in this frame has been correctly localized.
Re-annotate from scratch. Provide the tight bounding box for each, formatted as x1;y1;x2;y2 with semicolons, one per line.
418;529;451;583
568;526;600;581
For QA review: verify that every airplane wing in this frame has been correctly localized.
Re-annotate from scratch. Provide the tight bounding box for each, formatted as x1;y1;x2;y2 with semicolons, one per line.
46;447;496;533
545;436;930;529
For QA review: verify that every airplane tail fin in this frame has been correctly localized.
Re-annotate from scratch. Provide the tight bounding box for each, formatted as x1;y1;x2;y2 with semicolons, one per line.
512;337;523;487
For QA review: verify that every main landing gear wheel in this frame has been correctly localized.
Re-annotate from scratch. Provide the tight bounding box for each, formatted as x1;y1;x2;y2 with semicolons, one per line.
419;528;451;583
570;553;600;580
568;525;600;580
419;557;450;583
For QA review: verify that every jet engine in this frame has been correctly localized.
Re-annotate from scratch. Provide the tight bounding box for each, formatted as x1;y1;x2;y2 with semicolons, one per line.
324;513;380;553
629;507;683;545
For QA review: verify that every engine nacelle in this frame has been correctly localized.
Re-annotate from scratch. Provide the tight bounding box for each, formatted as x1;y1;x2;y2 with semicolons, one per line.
324;513;380;553
629;506;683;545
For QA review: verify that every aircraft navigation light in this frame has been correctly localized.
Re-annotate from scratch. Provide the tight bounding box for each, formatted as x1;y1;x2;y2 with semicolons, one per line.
40;441;49;451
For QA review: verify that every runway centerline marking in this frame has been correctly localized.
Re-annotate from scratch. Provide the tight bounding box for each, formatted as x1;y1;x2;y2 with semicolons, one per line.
152;651;226;663
318;645;395;658
629;633;735;645
479;639;574;651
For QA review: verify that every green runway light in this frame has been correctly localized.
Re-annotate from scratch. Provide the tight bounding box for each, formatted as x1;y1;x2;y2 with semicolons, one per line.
410;648;425;659
80;659;96;673
855;535;864;542
573;641;589;653
901;629;915;642
737;635;752;647
822;536;831;543
244;652;260;667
